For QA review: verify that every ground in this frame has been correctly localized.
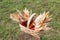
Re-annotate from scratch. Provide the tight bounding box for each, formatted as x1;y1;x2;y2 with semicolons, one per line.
0;0;60;40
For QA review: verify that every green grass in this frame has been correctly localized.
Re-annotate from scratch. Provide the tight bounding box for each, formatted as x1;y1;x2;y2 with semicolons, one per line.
0;0;60;40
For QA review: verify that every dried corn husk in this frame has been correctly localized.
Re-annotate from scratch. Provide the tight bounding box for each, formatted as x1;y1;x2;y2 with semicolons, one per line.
10;14;20;22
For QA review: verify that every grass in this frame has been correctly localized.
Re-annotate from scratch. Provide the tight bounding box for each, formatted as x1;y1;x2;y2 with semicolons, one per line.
0;0;60;40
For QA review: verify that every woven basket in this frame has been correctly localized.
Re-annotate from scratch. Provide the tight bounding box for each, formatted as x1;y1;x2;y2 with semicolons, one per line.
19;24;42;38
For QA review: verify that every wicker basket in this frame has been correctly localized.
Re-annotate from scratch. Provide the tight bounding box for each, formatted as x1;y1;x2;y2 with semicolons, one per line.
19;24;42;38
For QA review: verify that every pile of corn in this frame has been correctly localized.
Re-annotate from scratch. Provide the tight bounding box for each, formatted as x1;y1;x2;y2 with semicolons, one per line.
10;8;52;31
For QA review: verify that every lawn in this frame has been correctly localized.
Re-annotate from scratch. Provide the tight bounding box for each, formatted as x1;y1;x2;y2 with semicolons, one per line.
0;0;60;40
